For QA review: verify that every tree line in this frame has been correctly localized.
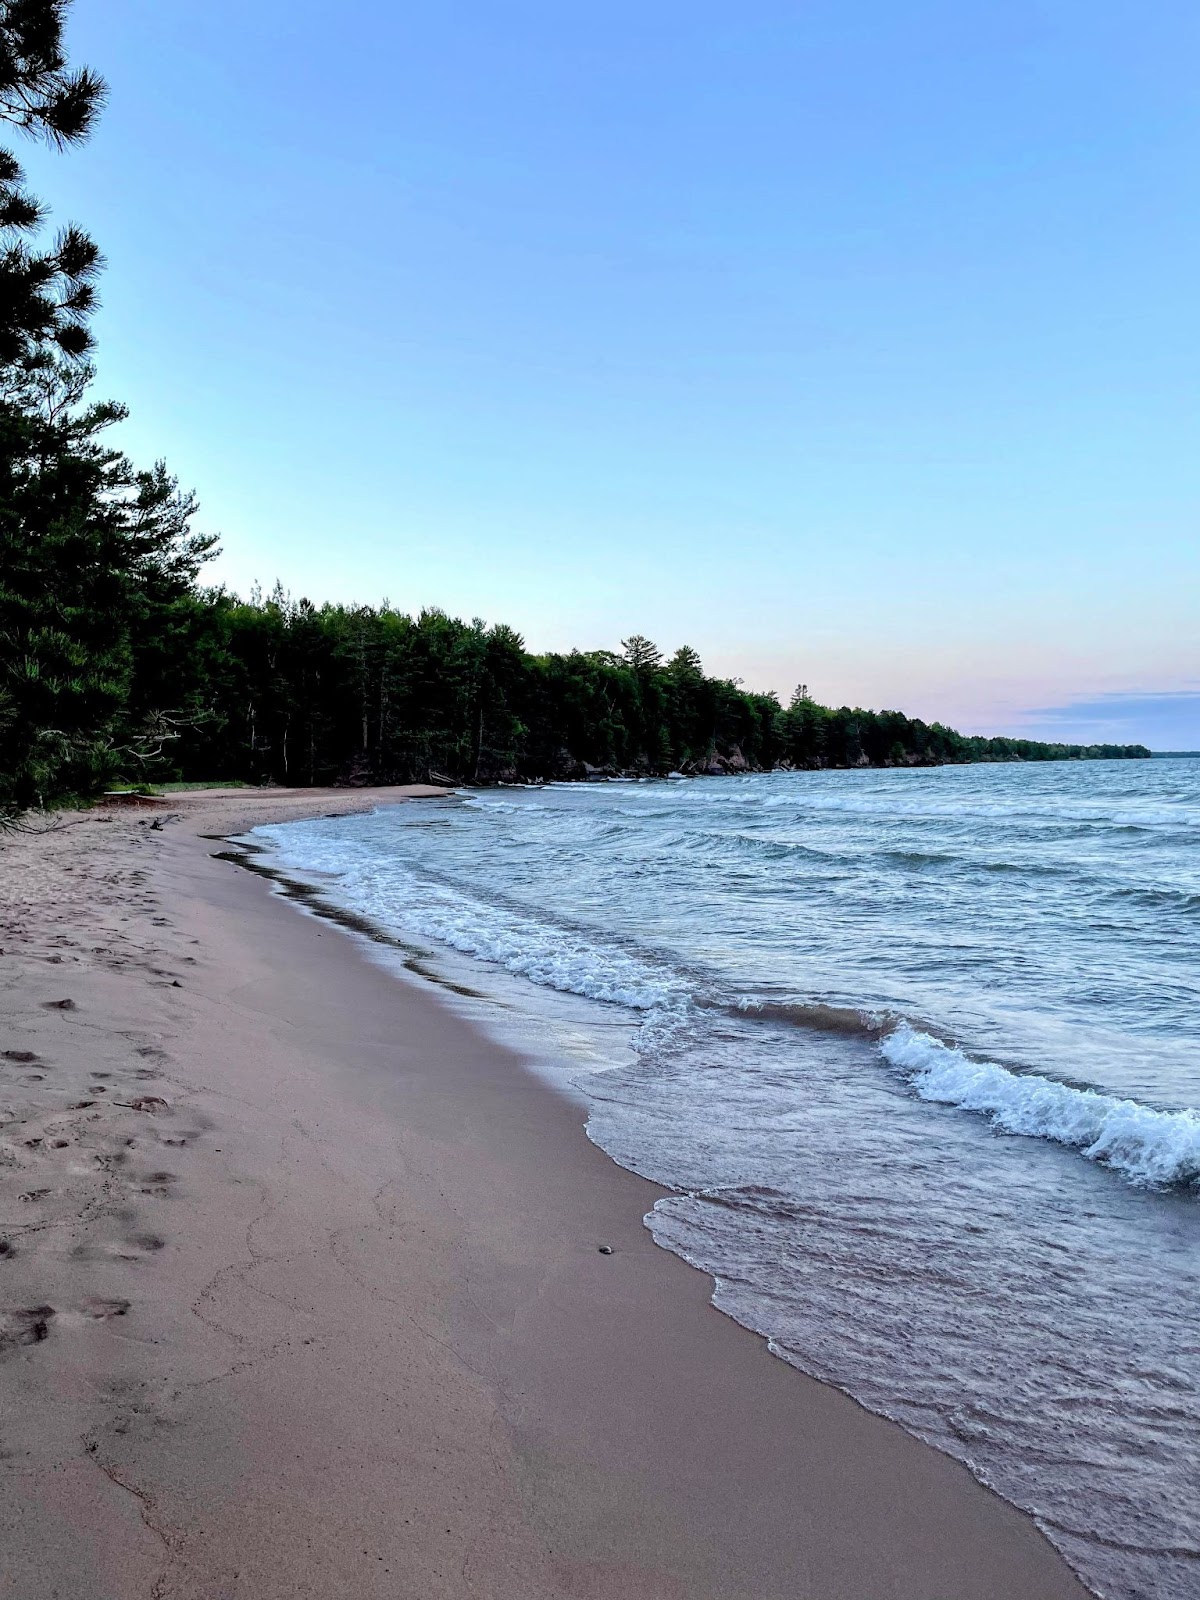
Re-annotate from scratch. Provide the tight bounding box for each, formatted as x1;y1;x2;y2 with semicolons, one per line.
111;592;1146;791
0;4;1150;817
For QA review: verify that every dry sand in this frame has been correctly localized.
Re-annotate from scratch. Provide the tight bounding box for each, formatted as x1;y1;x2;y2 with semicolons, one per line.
0;786;1091;1599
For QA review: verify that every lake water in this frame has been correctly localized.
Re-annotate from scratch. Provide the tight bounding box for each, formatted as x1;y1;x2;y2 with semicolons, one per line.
253;759;1200;1600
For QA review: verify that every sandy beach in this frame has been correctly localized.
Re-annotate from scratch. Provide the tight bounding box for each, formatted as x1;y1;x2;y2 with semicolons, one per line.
0;787;1091;1599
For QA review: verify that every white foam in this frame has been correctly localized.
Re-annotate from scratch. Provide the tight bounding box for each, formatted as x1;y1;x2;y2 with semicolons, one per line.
460;795;549;813
880;1024;1200;1188
256;818;692;1034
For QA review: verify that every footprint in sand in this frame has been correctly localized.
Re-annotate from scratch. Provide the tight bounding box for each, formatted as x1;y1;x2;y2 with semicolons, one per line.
138;1171;177;1196
83;1297;130;1321
123;1232;165;1257
72;1232;164;1263
0;1306;54;1352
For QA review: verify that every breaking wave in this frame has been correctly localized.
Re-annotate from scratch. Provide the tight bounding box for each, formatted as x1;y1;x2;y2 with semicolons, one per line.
881;1024;1200;1188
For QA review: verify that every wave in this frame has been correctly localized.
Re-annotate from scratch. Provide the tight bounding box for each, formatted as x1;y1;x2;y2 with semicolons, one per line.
730;997;885;1038
267;843;700;1061
762;793;1200;831
1104;883;1200;915
686;829;1097;882
679;829;845;865
880;1025;1200;1189
255;808;1200;1193
386;886;683;1016
459;794;551;813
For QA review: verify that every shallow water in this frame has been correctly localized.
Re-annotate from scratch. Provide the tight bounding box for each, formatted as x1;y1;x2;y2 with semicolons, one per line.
254;760;1200;1599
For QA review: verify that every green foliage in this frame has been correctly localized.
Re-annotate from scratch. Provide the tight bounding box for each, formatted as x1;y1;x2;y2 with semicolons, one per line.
772;688;1148;770
131;609;1147;791
0;357;215;812
0;1;106;365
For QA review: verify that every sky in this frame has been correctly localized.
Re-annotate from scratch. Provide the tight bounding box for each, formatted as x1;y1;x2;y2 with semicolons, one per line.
22;1;1200;745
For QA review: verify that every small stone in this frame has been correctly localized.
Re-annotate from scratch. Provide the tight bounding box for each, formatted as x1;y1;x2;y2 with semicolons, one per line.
598;1245;613;1255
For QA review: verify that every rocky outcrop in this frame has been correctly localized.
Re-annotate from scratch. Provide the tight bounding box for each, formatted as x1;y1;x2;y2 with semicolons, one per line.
683;742;751;776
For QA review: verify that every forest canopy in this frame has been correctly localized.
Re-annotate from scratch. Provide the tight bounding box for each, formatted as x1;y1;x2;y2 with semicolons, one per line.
94;591;1145;795
0;3;1151;817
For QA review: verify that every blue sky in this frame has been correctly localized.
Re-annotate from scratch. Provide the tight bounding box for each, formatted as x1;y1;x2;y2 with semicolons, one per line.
25;1;1200;745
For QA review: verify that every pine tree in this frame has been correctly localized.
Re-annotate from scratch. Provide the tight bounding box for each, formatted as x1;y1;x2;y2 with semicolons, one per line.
0;358;214;811
0;2;106;363
667;644;702;681
621;634;661;674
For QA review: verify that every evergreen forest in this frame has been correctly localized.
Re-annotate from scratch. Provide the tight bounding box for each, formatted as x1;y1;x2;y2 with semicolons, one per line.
0;5;1150;818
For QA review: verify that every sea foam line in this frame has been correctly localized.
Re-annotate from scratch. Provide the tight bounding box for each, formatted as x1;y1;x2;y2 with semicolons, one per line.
881;1024;1200;1189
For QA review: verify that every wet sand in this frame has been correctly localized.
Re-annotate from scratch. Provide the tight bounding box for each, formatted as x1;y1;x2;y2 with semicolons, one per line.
0;788;1091;1598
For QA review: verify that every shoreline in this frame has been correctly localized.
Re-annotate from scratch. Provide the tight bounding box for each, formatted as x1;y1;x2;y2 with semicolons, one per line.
0;786;1091;1598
